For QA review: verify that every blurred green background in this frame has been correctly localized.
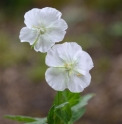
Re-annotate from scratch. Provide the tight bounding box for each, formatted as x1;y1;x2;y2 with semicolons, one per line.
0;0;122;124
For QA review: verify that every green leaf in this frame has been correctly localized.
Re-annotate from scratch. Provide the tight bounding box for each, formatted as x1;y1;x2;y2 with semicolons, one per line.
47;105;55;124
55;102;69;109
71;94;94;122
63;90;80;107
25;118;47;124
47;104;64;124
54;113;62;124
55;102;72;124
71;107;86;122
78;94;95;108
4;115;37;123
4;115;47;124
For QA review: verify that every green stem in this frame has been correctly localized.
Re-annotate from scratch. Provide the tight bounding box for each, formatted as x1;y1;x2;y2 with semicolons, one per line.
54;91;74;124
31;32;41;48
57;91;60;105
54;91;63;124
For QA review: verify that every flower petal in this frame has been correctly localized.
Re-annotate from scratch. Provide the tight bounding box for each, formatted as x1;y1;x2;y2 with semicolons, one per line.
39;7;62;26
47;19;68;30
45;68;68;91
67;72;91;93
57;42;82;62
46;19;68;42
19;27;38;45
46;30;66;43
24;8;41;28
82;51;94;70
46;44;64;67
75;51;94;73
34;34;55;52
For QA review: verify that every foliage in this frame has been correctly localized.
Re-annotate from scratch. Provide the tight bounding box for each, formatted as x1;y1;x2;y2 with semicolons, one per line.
5;90;94;124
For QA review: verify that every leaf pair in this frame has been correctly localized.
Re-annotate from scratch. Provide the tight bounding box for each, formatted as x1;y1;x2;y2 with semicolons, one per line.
47;90;94;124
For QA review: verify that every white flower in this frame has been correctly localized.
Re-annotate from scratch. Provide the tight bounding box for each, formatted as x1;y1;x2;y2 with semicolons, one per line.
19;7;68;52
45;42;94;93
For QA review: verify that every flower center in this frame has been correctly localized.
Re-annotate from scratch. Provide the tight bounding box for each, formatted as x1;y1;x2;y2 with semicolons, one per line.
64;62;82;77
65;63;74;74
32;26;46;34
31;26;46;48
40;27;46;34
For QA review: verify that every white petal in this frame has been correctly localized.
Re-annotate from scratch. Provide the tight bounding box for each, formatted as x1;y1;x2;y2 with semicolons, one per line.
67;72;91;93
75;51;94;73
46;43;82;67
57;42;82;62
58;19;68;30
82;51;94;70
34;35;54;52
75;69;88;76
47;19;68;30
39;7;62;26
45;68;68;91
45;19;68;42
46;45;64;67
46;29;66;43
19;27;38;45
24;8;41;28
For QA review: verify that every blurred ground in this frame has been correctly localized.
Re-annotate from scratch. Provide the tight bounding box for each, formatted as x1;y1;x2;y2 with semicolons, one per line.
0;0;122;124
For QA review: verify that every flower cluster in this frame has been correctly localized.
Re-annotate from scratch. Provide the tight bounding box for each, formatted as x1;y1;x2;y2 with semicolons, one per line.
19;7;94;93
